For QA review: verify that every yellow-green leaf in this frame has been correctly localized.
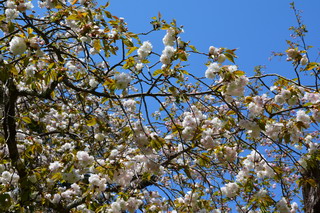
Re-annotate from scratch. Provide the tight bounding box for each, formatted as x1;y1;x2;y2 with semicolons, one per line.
22;117;32;124
11;66;18;75
27;28;33;35
67;14;79;20
225;53;235;63
93;40;101;52
153;69;163;76
189;45;198;52
233;70;245;76
126;46;138;56
87;117;97;126
305;62;319;71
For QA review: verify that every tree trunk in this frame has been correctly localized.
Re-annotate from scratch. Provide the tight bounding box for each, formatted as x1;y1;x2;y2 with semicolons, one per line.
302;161;320;213
2;80;31;206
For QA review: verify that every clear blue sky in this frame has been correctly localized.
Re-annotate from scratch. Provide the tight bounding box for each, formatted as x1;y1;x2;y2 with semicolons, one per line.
108;0;320;78
106;1;320;210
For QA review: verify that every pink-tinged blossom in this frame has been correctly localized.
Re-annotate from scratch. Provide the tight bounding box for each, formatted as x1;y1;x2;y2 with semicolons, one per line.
76;151;94;166
265;122;284;140
313;109;320;122
225;75;248;96
304;92;320;104
209;46;219;56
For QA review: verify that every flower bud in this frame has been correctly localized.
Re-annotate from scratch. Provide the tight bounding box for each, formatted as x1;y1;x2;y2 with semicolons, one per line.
217;54;226;63
209;46;216;55
300;55;308;66
286;48;298;59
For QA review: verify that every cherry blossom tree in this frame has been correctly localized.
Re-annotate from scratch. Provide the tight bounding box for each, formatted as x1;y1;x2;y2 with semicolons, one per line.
0;0;319;212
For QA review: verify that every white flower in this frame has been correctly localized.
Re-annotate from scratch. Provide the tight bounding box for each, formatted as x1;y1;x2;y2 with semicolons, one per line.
9;36;27;55
110;201;122;212
163;28;176;46
88;174;100;185
228;65;238;72
6;1;16;9
137;41;152;60
160;46;175;65
51;194;61;204
248;102;263;116
1;171;12;183
225;75;248;96
275;94;285;104
123;99;136;111
49;161;63;171
114;73;131;89
135;63;143;71
205;63;220;79
221;182;239;198
296;110;311;127
77;151;94;166
276;197;291;213
304;92;320;104
5;8;19;21
89;78;99;88
25;65;36;77
291;202;298;213
281;89;291;99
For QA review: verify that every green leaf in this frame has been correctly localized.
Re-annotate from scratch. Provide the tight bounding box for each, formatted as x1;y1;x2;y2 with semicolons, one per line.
126;46;138;56
189;45;198;52
153;69;163;76
305;62;319;71
224;53;235;63
87;117;97;126
122;57;135;69
93;40;101;52
22;117;32;124
233;70;245;76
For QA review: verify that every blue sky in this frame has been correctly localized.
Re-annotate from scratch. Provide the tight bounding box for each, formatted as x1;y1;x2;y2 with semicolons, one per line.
106;1;320;210
108;0;320;79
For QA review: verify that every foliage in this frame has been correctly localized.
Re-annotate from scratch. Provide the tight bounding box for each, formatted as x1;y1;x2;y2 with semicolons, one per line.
0;0;319;212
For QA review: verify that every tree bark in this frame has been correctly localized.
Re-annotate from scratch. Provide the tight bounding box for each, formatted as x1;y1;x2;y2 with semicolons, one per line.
302;161;320;213
2;80;30;206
